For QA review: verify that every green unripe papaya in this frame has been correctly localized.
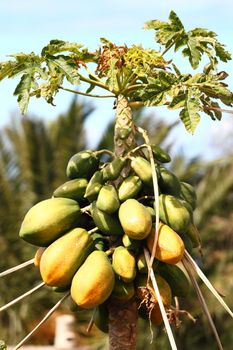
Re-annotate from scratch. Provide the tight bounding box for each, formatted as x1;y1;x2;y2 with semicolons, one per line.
84;171;104;202
102;157;126;181
52;286;70;293
19;198;81;246
91;232;106;251
91;202;124;236
66;150;99;180
94;303;109;333
112;246;136;283
136;253;159;274
180;182;197;210
110;277;135;303
179;232;193;253
159;166;181;196
122;234;141;252
71;251;115;309
53;178;88;201
146;206;156;221
159;194;191;233
130;156;152;186
96;185;120;214
118;175;142;201
118;199;152;240
157;263;190;298
151;144;171;163
185;223;201;248
40;228;93;288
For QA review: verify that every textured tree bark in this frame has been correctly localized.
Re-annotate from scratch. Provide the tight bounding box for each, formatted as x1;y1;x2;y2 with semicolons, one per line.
108;94;138;350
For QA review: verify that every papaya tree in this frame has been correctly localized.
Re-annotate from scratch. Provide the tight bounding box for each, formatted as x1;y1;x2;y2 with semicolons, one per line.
0;10;233;350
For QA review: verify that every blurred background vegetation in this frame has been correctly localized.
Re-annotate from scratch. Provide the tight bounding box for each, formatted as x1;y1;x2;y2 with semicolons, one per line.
0;97;232;349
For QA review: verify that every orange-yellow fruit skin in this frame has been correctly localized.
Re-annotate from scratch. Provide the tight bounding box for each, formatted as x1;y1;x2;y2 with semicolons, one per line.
147;224;184;264
71;251;115;309
34;247;46;268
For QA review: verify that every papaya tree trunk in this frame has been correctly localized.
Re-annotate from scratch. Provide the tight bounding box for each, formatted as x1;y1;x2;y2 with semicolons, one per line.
108;94;138;350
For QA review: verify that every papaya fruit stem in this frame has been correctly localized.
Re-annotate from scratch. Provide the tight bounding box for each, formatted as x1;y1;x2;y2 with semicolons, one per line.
137;126;160;271
94;149;115;158
86;308;97;333
143;248;178;350
88;227;99;235
81;204;91;213
13;292;70;350
0;281;45;312
182;257;224;350
184;250;233;318
0;258;34;278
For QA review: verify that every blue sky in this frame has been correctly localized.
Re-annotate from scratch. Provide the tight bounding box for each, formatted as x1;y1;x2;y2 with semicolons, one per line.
0;0;232;159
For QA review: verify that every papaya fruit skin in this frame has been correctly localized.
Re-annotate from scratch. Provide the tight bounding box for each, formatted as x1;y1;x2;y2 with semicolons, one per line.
151;144;171;163
71;251;115;309
118;175;142;202
136;253;159;274
84;171;103;202
185;223;201;248
112;246;136;283
91;202;124;236
94;303;109;333
159;194;191;233
157;263;190;298
53;178;88;201
136;274;172;307
96;185;120;214
19;198;81;246
102;157;126;181
158;166;181;197
110;277;135;303
66;150;99;180
122;234;141;252
130;156;152;186
118;199;152;240
40;228;93;288
180;182;197;210
147;224;185;264
34;247;46;268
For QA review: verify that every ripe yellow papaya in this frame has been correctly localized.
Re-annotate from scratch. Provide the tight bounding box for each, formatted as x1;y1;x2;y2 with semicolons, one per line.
147;224;184;264
40;228;93;288
66;150;99;180
159;194;191;233
19;198;81;246
110;277;135;303
53;178;88;201
34;247;46;268
112;246;136;283
118;199;152;240
71;251;115;309
118;175;142;202
157;262;190;298
96;185;120;214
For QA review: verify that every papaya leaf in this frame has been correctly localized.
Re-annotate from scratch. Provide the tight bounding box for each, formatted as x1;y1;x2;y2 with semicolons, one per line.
13;73;37;114
179;88;201;134
41;39;83;56
46;55;80;85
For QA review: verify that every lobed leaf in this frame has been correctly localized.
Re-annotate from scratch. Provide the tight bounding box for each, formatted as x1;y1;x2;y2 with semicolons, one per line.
179;88;201;134
41;39;83;56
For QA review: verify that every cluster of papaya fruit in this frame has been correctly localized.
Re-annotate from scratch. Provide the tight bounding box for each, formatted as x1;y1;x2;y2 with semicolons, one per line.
19;146;200;332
